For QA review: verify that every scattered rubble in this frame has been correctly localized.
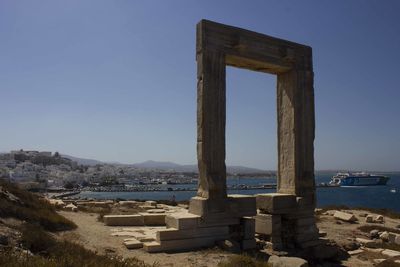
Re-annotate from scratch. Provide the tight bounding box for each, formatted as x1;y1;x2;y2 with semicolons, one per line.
333;211;357;222
375;215;385;223
267;255;308;267
365;215;374;223
64;203;78;212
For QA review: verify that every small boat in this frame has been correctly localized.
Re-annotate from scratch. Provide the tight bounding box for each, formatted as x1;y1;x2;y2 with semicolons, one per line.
329;172;390;186
390;188;397;193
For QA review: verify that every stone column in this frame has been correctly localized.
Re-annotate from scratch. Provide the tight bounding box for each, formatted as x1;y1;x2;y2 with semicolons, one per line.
277;59;315;207
196;49;227;201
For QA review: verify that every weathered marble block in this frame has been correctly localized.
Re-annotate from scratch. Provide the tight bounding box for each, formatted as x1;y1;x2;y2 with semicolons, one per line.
255;213;281;235
228;194;256;217
256;193;296;214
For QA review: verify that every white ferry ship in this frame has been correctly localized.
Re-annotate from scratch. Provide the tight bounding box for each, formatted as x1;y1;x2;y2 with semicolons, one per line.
329;172;390;186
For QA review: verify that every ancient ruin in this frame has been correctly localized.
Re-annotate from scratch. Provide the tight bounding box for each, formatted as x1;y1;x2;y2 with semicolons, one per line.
141;19;319;252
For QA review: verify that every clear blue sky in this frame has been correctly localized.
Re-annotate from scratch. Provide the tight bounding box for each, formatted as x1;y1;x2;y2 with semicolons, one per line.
1;0;399;171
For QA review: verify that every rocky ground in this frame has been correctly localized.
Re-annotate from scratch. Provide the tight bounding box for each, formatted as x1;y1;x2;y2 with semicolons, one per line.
1;185;400;267
53;200;400;267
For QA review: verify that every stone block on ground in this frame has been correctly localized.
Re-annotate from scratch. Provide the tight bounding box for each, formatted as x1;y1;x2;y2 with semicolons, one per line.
123;239;143;249
145;201;157;207
370;229;380;239
255;213;281;235
48;199;65;207
156;226;229;241
118;201;137;206
256;193;296;214
365;215;374;223
356;238;379;248
65;203;78;212
139;213;166;226
380;231;390;241
382;249;400;257
136;236;155;242
267;255;308;267
348;249;364;255
395;234;400;245
333;211;357;222
387;232;400;245
228;194;256;217
165;212;200;230
104;214;144;226
375;215;384;223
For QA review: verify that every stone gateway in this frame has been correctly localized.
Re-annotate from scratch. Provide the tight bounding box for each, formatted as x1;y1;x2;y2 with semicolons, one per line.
148;19;318;252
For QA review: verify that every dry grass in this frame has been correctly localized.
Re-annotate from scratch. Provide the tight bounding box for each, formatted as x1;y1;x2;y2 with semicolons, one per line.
0;223;156;267
218;254;270;267
0;180;76;231
0;247;155;267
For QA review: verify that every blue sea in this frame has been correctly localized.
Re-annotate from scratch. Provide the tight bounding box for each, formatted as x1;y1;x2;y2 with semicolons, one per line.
79;172;400;212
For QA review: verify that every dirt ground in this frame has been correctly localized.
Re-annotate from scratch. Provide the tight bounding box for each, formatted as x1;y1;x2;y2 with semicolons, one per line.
59;209;400;267
58;211;232;267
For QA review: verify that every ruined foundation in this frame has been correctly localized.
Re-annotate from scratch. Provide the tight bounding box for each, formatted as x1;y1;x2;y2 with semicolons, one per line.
149;19;318;252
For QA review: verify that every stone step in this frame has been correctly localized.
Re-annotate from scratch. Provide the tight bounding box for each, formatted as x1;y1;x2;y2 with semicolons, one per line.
123;239;143;249
156;226;229;241
198;214;239;228
165;212;200;230
103;214;144;226
144;235;227;253
139;213;166;226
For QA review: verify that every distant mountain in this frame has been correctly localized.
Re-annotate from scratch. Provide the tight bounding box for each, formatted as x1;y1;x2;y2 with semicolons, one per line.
131;160;267;173
132;160;182;169
61;154;105;166
227;165;267;174
58;155;268;173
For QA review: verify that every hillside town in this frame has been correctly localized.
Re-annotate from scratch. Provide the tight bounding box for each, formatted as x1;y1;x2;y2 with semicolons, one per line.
0;150;199;192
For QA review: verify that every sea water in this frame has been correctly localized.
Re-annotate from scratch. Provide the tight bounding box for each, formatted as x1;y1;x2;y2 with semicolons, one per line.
79;172;400;212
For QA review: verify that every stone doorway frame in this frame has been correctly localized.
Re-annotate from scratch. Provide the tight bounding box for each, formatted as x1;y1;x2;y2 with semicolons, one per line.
196;20;316;208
